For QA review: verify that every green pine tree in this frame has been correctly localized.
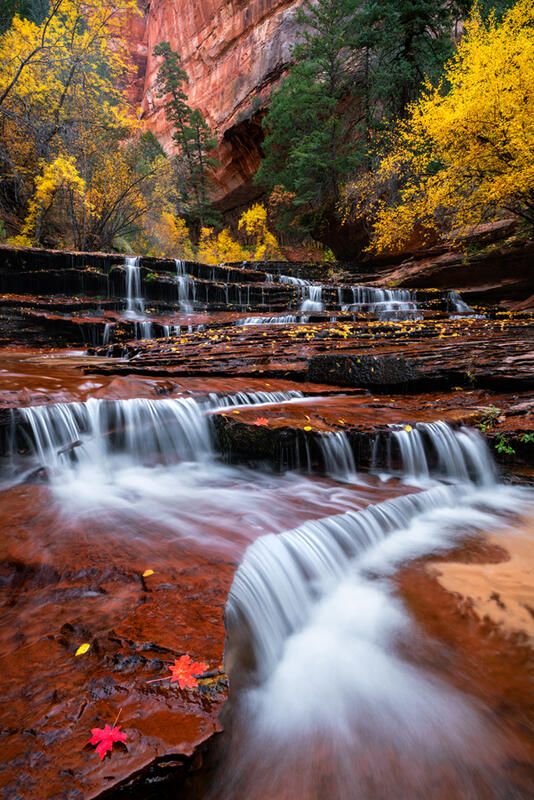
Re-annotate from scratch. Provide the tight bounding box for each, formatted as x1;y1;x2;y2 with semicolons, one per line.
153;41;220;232
256;0;362;235
256;0;517;239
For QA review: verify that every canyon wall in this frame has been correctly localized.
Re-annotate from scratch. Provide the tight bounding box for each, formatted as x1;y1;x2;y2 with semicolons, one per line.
130;0;305;216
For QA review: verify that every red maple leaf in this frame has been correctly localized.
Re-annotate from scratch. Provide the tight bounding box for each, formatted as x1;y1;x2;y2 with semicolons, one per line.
253;417;269;426
169;654;208;689
88;723;127;760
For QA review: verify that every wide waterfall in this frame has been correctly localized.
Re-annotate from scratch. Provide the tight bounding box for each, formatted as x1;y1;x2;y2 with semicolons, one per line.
239;315;300;325
341;285;422;320
391;420;497;485
11;390;305;480
210;420;529;799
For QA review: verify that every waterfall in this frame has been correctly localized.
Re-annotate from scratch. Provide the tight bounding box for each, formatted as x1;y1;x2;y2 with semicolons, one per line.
209;389;303;410
17;397;213;474
227;484;466;679
124;256;144;316
341;285;421;320
278;275;309;287
319;431;356;481
448;290;473;313
176;260;195;312
301;284;324;312
239;315;300;325
217;458;526;798
11;390;306;479
391;421;496;485
102;323;111;345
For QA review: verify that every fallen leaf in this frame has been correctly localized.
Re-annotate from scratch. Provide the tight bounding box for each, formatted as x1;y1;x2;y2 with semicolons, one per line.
169;655;208;689
148;654;208;690
303;426;312;432
88;723;127;760
404;425;413;432
75;643;91;656
253;417;269;427
142;569;154;577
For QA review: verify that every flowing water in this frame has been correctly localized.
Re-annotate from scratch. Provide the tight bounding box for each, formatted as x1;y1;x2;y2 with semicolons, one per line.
124;256;145;317
341;286;422;320
207;422;534;800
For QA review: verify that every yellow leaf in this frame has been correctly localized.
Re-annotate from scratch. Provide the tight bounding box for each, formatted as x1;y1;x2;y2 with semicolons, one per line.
404;425;413;432
142;569;154;577
303;426;312;431
75;643;91;656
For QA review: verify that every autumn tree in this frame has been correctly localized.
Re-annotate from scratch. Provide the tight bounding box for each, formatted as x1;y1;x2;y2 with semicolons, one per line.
354;0;534;252
238;204;281;261
256;0;476;241
0;0;176;251
153;41;220;234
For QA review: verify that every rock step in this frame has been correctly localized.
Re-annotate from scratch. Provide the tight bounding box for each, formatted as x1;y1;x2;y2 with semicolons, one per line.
92;316;534;390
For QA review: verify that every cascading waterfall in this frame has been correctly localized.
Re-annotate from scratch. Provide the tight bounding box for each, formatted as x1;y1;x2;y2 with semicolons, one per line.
391;420;496;485
11;390;306;480
448;290;473;313
17;396;213;474
319;431;357;481
209;389;303;410
124;256;145;317
215;426;526;799
301;284;324;312
239;315;300;325
176;259;195;312
342;285;421;320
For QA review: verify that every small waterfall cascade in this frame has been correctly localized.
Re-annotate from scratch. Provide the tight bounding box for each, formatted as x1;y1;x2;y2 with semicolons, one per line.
319;431;357;481
124;256;145;317
133;322;175;340
278;275;309;287
239;315;300;326
391;420;496;485
17;397;213;474
448;290;473;313
102;323;111;345
301;284;324;312
218;423;523;797
176;258;195;312
10;390;307;479
227;484;466;680
342;285;420;320
209;389;303;410
447;290;484;318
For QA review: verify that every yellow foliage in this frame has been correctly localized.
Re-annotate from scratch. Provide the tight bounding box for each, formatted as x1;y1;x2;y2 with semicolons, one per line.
150;212;196;260
355;0;534;252
0;0;145;249
198;227;250;265
238;203;282;260
21;155;89;241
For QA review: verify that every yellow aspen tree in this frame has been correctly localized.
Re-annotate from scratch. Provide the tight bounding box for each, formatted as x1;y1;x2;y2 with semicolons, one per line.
354;0;534;252
238;203;282;260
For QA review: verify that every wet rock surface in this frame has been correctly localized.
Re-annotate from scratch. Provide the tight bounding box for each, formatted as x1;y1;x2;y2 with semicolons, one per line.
1;245;534;798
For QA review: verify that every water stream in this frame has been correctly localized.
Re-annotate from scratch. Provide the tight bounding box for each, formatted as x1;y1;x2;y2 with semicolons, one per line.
209;424;532;799
124;256;145;317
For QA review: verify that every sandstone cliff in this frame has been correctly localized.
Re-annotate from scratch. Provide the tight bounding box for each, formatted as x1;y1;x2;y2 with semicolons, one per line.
130;0;305;215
